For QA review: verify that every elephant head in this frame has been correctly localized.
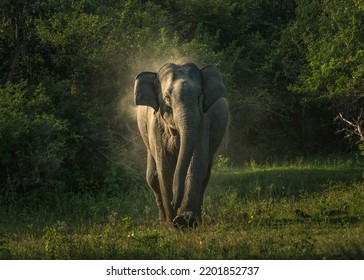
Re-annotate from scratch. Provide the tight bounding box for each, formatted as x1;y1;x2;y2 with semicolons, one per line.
134;62;226;224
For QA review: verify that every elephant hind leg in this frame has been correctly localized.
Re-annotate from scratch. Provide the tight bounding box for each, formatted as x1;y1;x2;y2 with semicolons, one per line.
146;153;165;222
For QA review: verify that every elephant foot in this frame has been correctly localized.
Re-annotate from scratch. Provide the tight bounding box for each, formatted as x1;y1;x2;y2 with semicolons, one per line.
172;212;197;229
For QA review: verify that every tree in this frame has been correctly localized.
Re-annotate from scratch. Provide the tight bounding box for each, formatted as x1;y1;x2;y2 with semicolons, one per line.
0;81;69;191
273;0;364;154
336;111;364;158
290;0;364;106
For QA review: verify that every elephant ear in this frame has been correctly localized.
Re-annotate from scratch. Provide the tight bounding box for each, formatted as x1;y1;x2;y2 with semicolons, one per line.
134;72;159;112
201;65;227;112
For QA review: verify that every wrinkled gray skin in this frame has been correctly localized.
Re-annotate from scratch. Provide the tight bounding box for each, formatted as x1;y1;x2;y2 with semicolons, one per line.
134;62;229;228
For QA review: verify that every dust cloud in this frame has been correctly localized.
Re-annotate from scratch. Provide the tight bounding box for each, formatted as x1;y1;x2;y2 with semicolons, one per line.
117;47;208;171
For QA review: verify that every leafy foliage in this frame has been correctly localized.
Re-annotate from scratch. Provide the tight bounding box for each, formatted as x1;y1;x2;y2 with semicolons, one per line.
1;0;363;193
291;0;364;98
360;144;364;157
0;82;69;191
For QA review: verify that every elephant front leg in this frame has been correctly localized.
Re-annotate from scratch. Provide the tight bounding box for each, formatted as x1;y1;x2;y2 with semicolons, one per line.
196;163;212;222
174;135;209;228
174;159;208;228
146;153;165;222
155;153;177;223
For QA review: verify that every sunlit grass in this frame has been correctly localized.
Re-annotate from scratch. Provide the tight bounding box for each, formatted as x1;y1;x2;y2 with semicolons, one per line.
1;154;363;259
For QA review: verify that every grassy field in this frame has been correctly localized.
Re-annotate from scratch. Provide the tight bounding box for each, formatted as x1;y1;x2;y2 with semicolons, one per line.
1;154;364;259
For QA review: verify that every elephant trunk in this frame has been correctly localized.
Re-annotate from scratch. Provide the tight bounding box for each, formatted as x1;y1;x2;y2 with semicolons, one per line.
171;109;200;210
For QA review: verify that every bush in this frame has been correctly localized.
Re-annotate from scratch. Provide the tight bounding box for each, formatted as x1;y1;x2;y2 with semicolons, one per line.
0;82;69;191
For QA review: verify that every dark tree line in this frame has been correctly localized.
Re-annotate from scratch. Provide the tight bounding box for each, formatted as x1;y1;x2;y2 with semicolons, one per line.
1;0;363;193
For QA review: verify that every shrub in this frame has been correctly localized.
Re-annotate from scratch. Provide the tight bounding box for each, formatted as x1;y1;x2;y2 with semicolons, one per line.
0;82;69;191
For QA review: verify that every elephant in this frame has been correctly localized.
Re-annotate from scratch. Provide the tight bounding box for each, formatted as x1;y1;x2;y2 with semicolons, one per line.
134;62;229;228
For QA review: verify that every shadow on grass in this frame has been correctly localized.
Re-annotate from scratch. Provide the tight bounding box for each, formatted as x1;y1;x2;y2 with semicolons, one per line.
210;168;363;198
258;215;360;228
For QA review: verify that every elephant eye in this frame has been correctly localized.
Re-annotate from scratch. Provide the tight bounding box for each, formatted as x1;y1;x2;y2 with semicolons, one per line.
165;106;172;113
164;95;172;107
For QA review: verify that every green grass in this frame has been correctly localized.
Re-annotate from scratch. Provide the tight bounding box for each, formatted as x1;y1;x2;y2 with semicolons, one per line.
1;154;364;259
